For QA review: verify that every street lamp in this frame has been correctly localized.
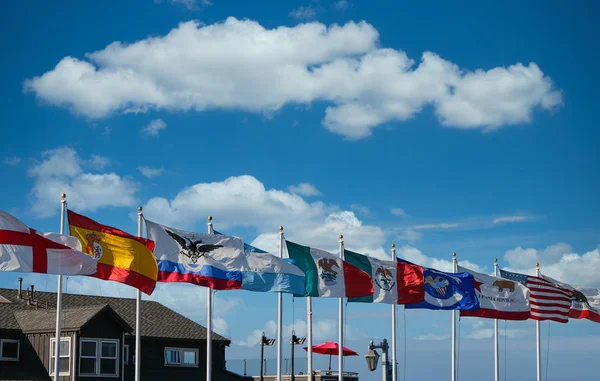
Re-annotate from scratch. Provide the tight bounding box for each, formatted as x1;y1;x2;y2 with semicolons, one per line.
364;339;391;381
290;330;306;381
260;332;275;381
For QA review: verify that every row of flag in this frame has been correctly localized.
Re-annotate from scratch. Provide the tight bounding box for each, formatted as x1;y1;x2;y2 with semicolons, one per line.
0;209;598;324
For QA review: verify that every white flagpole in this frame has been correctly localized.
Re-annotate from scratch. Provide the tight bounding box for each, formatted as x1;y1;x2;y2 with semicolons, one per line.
207;216;214;381
535;263;541;381
451;252;457;381
307;295;313;381
338;235;344;381
135;206;143;381
53;193;66;381
493;258;499;381
391;243;397;381
277;226;284;381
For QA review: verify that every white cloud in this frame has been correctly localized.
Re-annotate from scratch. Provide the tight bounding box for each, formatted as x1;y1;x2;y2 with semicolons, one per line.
143;175;386;256
333;0;349;11
350;203;371;218
142;119;167;136
138;166;164;178
23;18;561;140
3;156;21;166
397;245;484;273
396;228;421;243
89;155;110;170
289;6;318;20
28;147;138;217
492;215;527;224
287;183;322;197
503;243;600;287
390;208;407;217
167;0;211;9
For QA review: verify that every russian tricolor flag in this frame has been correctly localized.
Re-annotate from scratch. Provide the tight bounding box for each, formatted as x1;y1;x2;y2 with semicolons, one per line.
145;219;305;294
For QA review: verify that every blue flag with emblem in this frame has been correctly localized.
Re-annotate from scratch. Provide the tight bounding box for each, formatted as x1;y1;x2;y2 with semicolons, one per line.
404;265;479;310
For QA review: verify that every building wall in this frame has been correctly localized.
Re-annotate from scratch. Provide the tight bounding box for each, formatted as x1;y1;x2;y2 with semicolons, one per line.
122;337;228;381
0;329;50;381
26;331;77;381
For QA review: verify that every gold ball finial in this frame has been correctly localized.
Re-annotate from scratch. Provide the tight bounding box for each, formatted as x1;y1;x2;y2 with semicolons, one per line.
279;226;283;231
208;216;212;221
138;206;143;212
535;263;539;267
61;193;66;199
391;243;396;249
452;252;457;258
494;258;498;263
339;234;343;240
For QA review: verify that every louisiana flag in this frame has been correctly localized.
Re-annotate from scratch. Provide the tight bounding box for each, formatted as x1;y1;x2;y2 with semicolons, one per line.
68;210;158;295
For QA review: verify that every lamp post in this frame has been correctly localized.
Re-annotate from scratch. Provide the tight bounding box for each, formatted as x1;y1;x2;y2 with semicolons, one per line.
260;332;275;381
290;330;306;381
365;339;391;381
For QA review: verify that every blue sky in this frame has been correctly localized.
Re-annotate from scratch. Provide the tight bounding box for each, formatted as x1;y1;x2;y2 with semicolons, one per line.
1;0;599;380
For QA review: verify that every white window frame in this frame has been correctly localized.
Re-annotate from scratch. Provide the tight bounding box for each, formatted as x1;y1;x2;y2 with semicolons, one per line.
164;347;199;368
49;337;71;376
79;338;120;378
123;344;129;365
0;339;20;361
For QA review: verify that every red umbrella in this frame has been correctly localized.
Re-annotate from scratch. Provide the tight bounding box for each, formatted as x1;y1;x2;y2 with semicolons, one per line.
303;341;359;371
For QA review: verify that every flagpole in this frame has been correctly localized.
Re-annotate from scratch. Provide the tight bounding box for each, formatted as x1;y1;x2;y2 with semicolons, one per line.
338;235;344;381
493;258;499;381
53;193;66;381
391;244;397;381
277;226;284;381
207;216;214;381
307;295;313;381
135;206;143;381
535;263;541;381
451;252;457;381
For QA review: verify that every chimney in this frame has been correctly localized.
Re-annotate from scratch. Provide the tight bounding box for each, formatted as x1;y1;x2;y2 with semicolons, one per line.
18;278;23;298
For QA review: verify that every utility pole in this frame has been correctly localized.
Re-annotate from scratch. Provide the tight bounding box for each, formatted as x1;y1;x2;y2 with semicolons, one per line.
290;330;306;381
260;332;275;381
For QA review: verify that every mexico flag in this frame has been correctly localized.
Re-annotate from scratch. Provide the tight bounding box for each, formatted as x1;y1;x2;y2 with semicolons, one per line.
285;240;373;298
459;265;530;320
344;249;424;304
569;287;600;323
68;210;158;295
0;210;97;275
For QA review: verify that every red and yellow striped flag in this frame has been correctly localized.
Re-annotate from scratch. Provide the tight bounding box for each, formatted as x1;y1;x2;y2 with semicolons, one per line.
68;210;158;295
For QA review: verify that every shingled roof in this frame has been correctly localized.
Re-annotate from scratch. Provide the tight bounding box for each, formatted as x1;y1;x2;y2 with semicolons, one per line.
0;288;229;344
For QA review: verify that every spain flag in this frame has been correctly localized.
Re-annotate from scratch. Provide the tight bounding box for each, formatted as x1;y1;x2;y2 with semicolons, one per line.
68;210;158;295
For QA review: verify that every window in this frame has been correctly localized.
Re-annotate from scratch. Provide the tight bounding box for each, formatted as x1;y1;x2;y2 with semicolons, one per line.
123;344;129;365
0;339;19;361
49;337;71;376
79;338;119;377
164;347;198;367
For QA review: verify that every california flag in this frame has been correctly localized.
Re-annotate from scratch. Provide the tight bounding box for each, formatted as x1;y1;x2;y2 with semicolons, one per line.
459;265;530;320
569;287;600;323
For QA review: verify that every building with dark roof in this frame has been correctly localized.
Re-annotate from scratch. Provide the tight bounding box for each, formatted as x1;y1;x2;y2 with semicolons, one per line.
0;283;250;381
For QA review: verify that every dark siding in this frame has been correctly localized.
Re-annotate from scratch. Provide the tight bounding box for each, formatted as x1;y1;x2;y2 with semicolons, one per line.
122;337;226;381
0;330;49;381
24;331;76;381
77;310;126;381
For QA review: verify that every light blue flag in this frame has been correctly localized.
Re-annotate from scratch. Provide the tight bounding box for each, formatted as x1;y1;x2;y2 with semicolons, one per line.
213;230;306;294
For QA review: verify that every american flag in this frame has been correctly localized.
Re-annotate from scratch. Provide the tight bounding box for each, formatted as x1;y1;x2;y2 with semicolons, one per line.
499;269;574;323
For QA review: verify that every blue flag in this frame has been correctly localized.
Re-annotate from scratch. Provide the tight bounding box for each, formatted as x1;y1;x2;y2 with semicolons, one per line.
405;267;479;310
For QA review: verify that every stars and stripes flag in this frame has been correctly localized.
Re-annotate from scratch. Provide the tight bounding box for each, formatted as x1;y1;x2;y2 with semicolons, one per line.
499;268;574;323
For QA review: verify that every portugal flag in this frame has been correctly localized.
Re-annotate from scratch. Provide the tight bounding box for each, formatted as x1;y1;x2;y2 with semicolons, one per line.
68;210;158;295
